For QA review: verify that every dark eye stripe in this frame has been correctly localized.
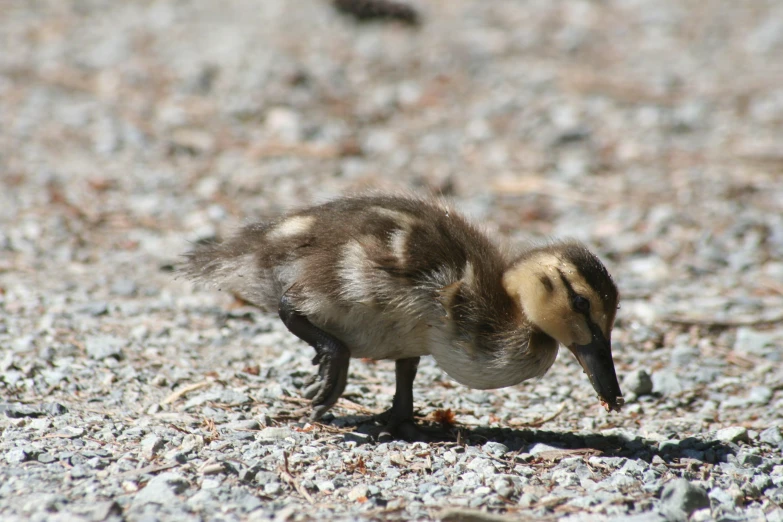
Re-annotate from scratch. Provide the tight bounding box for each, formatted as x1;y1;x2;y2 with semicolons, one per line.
558;269;593;316
539;275;554;292
556;269;577;299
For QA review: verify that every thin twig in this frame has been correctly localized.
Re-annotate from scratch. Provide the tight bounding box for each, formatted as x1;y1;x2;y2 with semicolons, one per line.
532;448;602;462
161;380;214;405
248;142;339;160
279;451;315;504
336;397;383;415
116;462;179;479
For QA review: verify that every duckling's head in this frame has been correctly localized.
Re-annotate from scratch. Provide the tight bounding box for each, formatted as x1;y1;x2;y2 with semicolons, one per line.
503;241;623;412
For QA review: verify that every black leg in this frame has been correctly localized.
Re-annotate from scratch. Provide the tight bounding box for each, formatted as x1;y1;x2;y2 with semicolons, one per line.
376;357;448;442
385;357;419;425
278;293;350;420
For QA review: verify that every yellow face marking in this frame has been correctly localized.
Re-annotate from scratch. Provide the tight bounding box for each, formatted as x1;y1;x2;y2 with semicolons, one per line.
503;252;615;348
266;215;316;240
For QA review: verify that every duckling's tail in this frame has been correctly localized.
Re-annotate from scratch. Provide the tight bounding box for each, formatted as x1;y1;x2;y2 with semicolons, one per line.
180;224;269;306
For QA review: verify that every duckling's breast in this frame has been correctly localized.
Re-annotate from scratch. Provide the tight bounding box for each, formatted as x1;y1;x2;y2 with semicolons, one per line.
427;327;560;390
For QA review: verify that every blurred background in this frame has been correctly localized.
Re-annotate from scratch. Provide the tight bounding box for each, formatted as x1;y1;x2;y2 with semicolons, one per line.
2;0;782;322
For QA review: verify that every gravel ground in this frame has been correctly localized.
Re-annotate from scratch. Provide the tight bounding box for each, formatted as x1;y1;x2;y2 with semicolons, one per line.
2;1;783;520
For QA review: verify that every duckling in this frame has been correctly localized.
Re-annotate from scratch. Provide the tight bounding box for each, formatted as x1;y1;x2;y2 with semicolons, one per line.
182;195;623;439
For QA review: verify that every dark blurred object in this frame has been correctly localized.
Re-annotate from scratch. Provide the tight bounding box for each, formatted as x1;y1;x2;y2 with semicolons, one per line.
332;0;420;25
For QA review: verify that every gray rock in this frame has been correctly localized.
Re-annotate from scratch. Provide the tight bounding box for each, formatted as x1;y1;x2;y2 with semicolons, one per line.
760;426;783;446
482;442;510;456
623;369;654;396
85;335;124;360
264;107;302;143
709;485;742;506
42;403;68;416
465;391;492;404
225;419;260;431
347;485;369;501
38;453;57;464
527;443;561;456
151;472;190;494
111;279;138;297
1;403;41;418
491;476;517;497
466;457;497;475
140;434;165;460
253;471;279;486
183;389;250;410
715;426;748;443
179;434;204;453
40;370;66;386
239;493;263;513
80;302;109;316
734;327;775;355
132;472;189;507
518;492;538;507
69;466;89;479
697;400;718;422
56;426;85;439
12;335;35;353
552;468;580;487
6;448;29;464
201;477;222;489
660;479;709;521
670;345;699;366
769;489;783;505
659;440;680;453
264;482;282;495
747;386;773;405
652;372;683;395
746;475;773;496
89;501;123;521
256;427;293;443
736;450;763;467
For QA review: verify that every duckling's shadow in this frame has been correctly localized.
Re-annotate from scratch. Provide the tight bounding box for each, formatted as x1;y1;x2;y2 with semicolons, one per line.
337;415;738;466
454;425;739;466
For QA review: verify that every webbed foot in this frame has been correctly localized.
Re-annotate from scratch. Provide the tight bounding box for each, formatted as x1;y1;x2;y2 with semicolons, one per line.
279;293;351;419
302;342;350;419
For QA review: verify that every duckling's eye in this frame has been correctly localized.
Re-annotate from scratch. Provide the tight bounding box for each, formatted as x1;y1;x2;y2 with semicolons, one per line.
572;295;590;313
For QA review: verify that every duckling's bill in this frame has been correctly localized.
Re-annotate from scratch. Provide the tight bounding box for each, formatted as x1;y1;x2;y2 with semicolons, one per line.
568;334;624;412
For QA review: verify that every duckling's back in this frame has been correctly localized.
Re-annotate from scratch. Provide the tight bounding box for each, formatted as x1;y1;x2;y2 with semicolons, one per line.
183;195;513;360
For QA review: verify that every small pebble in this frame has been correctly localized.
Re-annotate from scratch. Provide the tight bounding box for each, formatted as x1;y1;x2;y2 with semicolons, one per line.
660;479;710;519
140;434;164;460
716;426;749;443
85;335;124;360
623;369;654;396
760;426;783;446
347;485;368;501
